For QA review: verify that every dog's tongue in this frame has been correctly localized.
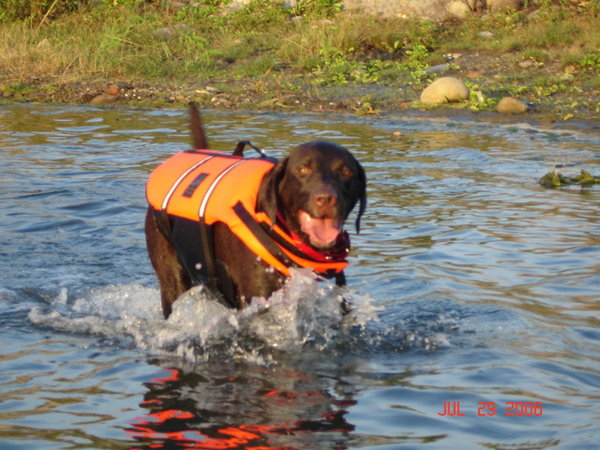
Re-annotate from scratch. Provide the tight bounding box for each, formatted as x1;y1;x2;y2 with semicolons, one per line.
298;211;342;247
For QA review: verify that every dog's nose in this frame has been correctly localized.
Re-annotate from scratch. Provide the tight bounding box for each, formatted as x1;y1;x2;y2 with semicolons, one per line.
313;188;338;207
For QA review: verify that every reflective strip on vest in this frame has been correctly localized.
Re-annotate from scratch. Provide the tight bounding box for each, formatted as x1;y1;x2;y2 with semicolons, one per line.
146;150;348;278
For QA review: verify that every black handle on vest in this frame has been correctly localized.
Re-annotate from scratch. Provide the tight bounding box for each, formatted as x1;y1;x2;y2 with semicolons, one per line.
233;141;267;158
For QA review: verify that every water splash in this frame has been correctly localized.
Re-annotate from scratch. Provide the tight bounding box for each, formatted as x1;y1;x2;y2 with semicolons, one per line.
28;269;382;363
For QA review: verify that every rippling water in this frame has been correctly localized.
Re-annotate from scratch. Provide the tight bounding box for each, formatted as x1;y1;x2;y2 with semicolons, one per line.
1;104;599;449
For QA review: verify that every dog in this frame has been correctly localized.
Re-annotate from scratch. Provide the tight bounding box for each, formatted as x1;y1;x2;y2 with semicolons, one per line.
145;104;366;318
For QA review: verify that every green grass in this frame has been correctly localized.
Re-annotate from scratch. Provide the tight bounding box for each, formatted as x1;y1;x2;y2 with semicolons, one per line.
0;0;599;113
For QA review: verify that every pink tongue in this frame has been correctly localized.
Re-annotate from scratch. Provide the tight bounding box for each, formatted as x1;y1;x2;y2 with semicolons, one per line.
298;211;342;247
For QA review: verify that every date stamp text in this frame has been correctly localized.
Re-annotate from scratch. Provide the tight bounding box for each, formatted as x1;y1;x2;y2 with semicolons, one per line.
439;401;543;417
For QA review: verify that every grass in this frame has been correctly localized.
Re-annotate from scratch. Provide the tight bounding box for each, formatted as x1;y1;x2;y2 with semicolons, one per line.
0;0;599;115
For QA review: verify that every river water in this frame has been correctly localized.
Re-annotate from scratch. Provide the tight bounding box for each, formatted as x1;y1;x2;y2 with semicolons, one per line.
1;104;598;449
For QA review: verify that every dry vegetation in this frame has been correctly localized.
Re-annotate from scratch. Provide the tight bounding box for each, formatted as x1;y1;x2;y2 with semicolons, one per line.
0;0;599;118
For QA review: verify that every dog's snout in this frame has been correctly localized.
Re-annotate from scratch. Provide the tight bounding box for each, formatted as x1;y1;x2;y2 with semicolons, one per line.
313;188;338;208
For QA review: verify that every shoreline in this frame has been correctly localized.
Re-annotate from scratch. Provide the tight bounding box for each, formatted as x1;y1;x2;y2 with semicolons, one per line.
2;3;599;130
2;76;599;133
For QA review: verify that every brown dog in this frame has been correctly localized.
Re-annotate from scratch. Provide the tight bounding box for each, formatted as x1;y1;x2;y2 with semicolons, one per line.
145;104;366;318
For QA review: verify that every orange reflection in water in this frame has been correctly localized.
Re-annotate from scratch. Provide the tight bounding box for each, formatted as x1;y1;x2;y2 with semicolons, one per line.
126;367;354;449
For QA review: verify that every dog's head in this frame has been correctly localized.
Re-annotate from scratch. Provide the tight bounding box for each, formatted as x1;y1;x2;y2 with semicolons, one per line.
258;140;366;250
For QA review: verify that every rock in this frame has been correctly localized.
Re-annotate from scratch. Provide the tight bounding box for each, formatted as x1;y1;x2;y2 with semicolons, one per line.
166;1;188;11
538;117;555;125
36;38;52;51
478;31;494;39
518;60;535;69
420;77;470;105
26;92;45;99
90;94;117;106
496;97;529;114
467;70;484;79
447;0;472;18
445;53;462;61
343;0;473;22
154;24;193;41
424;64;450;74
224;0;251;13
196;86;221;95
487;0;525;11
154;27;178;41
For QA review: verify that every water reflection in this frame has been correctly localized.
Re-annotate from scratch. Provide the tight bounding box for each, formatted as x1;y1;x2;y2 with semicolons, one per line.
0;104;599;448
127;362;358;449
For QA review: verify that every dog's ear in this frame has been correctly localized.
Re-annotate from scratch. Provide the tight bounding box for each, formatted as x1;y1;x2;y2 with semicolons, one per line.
258;157;288;227
189;102;208;149
354;161;367;234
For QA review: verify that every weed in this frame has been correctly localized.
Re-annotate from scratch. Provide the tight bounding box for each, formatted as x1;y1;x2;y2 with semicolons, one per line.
463;83;496;111
226;0;291;32
0;0;599;115
520;48;550;64
0;0;80;23
293;0;343;18
580;53;600;70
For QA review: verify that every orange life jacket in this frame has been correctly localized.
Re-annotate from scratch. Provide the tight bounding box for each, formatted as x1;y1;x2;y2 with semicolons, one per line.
146;149;349;299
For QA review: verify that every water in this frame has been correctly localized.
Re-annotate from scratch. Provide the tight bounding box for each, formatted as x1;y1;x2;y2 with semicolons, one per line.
1;104;599;449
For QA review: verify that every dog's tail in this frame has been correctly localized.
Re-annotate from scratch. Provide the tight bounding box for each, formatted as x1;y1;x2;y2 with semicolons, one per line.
189;102;208;150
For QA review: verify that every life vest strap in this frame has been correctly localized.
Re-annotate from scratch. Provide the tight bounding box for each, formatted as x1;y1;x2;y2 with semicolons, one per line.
232;202;293;272
233;203;348;278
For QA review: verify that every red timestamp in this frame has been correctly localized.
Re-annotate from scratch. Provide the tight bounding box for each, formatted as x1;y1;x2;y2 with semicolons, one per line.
438;401;543;417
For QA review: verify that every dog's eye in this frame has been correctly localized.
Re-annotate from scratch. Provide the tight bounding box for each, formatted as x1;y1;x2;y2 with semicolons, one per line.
340;167;353;177
297;166;311;176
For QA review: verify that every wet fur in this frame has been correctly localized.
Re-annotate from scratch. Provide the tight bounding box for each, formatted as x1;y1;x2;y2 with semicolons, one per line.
146;104;366;318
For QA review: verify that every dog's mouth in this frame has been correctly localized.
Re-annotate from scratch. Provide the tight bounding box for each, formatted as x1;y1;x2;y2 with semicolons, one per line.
298;210;343;248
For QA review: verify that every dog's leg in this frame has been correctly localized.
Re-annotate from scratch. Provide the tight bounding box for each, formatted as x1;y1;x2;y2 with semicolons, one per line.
145;208;191;318
335;271;346;287
212;222;285;309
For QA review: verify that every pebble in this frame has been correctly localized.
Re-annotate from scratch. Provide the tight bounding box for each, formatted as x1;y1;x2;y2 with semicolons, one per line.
467;70;484;79
445;53;462;61
424;64;450;74
478;31;494;39
518;60;535;69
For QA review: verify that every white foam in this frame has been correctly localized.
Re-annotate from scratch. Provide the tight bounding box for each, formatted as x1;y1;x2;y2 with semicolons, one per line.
27;269;380;363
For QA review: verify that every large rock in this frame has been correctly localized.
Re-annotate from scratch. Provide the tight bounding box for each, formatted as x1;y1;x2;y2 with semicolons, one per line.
343;0;473;21
90;94;117;106
496;97;530;114
420;77;470;105
487;0;525;11
220;0;474;21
